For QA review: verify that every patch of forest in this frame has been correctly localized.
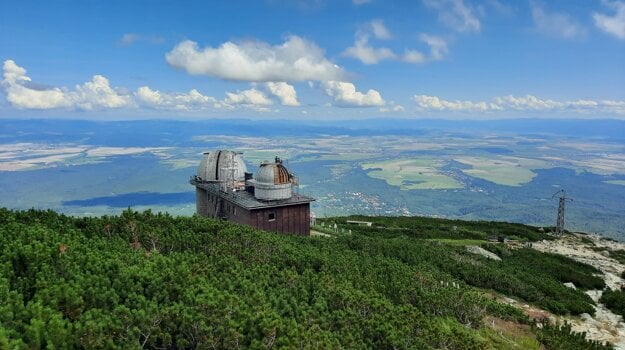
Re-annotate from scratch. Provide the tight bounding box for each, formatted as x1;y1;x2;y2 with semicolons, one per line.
0;209;612;349
326;215;604;315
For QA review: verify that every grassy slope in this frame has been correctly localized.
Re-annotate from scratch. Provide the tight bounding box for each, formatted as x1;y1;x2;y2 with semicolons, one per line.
0;209;613;349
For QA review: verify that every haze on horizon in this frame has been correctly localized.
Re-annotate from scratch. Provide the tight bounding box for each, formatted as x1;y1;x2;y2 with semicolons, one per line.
0;0;624;121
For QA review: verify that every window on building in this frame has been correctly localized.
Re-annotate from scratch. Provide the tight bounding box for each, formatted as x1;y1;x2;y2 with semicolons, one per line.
268;212;276;221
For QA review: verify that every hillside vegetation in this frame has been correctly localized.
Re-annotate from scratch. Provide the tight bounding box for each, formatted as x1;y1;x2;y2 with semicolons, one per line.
0;209;612;349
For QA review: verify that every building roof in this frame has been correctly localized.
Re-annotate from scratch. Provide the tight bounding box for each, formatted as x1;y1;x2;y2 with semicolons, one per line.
197;150;247;182
191;178;314;210
256;159;291;185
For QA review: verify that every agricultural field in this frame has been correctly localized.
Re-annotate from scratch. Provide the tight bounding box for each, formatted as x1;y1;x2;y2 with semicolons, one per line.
362;158;463;190
453;156;552;186
296;152;379;162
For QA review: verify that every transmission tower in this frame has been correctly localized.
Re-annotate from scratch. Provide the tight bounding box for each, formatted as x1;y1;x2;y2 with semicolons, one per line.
552;190;573;235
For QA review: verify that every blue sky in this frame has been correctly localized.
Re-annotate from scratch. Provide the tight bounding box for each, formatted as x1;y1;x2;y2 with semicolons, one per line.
0;0;624;120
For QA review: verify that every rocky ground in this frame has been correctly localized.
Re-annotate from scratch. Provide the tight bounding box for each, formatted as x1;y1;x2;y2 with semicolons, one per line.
532;233;625;349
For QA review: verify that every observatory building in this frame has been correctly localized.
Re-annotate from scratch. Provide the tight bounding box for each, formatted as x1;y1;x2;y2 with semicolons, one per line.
190;150;314;236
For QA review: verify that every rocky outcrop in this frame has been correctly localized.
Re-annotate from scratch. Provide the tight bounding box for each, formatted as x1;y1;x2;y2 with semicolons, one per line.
533;234;625;349
466;245;502;261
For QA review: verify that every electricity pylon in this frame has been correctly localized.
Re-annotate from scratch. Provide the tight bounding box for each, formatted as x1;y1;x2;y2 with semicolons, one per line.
552;190;573;235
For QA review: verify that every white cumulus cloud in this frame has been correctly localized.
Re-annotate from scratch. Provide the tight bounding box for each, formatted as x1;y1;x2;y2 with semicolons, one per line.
342;36;397;65
531;3;587;39
413;94;625;115
380;101;405;113
1;60;131;110
343;19;397;65
136;86;217;110
224;88;273;106
423;0;481;33
418;34;448;61
413;95;500;111
1;60;311;113
493;95;562;110
2;60;71;109
165;36;345;82
73;75;133;110
3;60;29;85
265;82;300;106
402;50;427;64
369;19;392;40
593;1;625;39
322;81;385;107
342;20;396;64
400;35;448;64
343;20;448;65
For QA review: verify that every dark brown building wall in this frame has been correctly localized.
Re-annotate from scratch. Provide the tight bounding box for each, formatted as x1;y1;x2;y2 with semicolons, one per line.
195;189;310;236
247;203;310;236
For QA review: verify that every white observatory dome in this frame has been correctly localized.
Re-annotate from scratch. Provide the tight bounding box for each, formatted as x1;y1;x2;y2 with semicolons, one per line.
253;158;293;200
196;150;247;181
